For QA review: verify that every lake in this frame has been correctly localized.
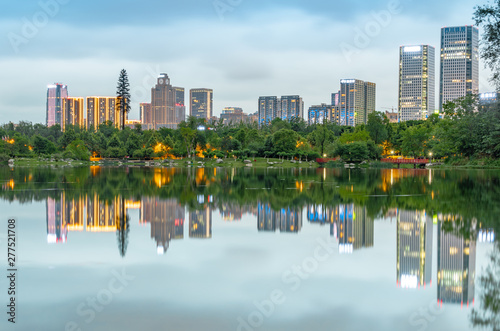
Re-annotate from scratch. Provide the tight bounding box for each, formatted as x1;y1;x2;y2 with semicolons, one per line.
0;166;499;331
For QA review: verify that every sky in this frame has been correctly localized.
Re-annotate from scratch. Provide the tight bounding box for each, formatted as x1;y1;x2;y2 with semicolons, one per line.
0;0;495;123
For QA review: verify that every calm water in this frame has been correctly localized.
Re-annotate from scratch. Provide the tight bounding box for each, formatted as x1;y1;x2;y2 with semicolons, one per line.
0;166;499;331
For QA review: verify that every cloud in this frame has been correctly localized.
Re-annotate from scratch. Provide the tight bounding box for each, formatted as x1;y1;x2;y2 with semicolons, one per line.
0;0;494;124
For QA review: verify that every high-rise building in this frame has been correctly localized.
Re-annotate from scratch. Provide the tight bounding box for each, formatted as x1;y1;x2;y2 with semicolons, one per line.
479;92;498;105
308;104;334;125
174;87;186;124
220;107;248;125
190;88;213;120
397;210;433;289
151;74;177;129
338;79;376;126
140;103;153;130
258;95;304;126
439;26;479;110
437;217;476;305
279;95;304;121
61;97;84;131
332;91;340;107
398;45;436;121
258;96;279;126
86;97;124;130
46;83;68;127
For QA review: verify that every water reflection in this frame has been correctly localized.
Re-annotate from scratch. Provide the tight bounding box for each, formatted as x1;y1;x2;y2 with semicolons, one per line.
3;165;500;325
437;217;476;307
397;210;433;289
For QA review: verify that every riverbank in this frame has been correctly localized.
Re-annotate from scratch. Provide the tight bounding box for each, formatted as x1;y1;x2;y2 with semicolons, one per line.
5;157;500;170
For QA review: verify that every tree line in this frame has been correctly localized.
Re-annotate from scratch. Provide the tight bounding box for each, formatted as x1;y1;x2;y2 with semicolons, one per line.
0;95;499;164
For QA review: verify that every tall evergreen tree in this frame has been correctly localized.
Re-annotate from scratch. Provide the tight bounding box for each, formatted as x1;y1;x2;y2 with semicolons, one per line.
116;69;131;130
474;1;500;89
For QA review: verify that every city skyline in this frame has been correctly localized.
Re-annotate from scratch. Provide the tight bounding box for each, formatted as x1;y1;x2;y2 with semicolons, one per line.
0;0;495;124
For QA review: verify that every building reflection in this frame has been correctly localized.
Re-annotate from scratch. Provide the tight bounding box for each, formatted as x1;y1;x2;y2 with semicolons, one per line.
257;203;302;233
219;203;257;222
437;217;476;306
336;205;373;253
140;197;185;254
189;195;212;239
45;192;129;244
46;197;67;244
396;210;433;289
307;204;374;253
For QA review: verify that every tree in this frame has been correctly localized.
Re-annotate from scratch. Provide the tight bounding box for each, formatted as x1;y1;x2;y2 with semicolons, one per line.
32;135;56;155
273;129;298;154
401;126;429;157
474;1;500;89
309;120;335;156
116;69;131;130
366;112;388;144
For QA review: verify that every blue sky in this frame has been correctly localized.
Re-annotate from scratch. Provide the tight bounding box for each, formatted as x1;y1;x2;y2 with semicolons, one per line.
0;0;494;122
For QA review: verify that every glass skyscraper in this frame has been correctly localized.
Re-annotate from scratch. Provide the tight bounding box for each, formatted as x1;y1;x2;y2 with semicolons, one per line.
398;45;435;121
190;88;213;121
46;83;68;127
439;26;479;110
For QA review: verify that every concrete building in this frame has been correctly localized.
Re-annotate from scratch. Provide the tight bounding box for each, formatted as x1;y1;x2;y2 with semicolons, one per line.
220;107;248;125
86;97;124;130
399;45;435;121
61;97;84;131
338;79;376;126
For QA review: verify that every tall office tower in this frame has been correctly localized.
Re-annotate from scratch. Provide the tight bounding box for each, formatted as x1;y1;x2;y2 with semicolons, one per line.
46;83;68;127
308;104;334;125
280;95;304;121
339;79;376;126
151;73;178;129
258;96;279;126
396;210;433;289
332;91;340;107
398;45;436;121
61;97;84;131
479;92;498;105
439;26;479;110
86;97;123;130
174;87;186;124
140;103;153;130
437;218;476;305
190;88;213;120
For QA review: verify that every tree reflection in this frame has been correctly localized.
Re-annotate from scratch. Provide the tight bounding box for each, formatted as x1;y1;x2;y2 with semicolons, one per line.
116;197;129;257
471;243;500;330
